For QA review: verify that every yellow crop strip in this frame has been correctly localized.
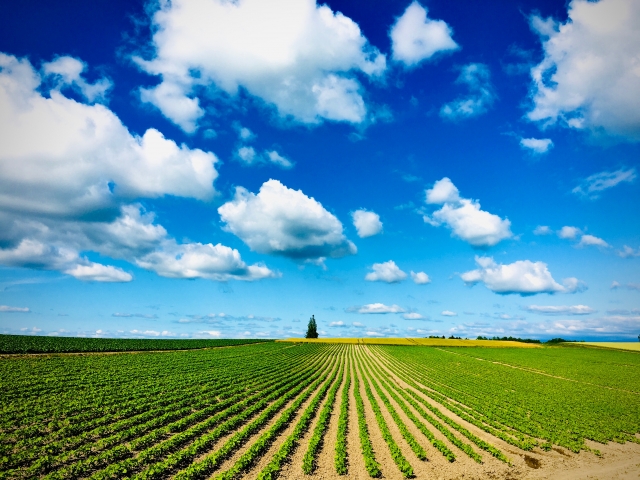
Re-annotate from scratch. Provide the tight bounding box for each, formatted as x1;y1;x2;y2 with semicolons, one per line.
277;338;541;348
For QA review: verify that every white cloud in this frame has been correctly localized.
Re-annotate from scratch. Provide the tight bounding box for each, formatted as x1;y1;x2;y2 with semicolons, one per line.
577;234;609;248
557;226;581;239
440;63;495;120
611;281;640;291
441;310;457;316
330;321;346;327
0;305;30;313
424;178;512;247
410;271;431;284
425;177;460;204
128;329;177;338
403;312;424;320
235;125;255;141
572;168;636;199
265;151;294;169
236;146;258;165
135;241;278;281
218;179;356;261
236;147;294;169
617;246;640;258
444;315;640;340
135;0;386;130
527;0;640;141
352;210;383;238
365;260;407;283
520;137;553;154
43;56;112;104
350;303;405;314
525;305;595;315
113;312;158;319
352;322;365;327
390;2;458;67
533;225;552;235
65;263;133;283
461;256;584;295
0;53;219;219
0;239;132;283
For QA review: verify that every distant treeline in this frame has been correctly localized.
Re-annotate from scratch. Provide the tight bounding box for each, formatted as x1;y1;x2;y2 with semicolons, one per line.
476;336;578;344
0;335;271;354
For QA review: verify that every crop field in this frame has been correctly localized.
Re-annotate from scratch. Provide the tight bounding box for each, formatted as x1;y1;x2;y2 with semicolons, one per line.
0;335;270;354
1;341;639;479
575;342;640;352
279;337;541;347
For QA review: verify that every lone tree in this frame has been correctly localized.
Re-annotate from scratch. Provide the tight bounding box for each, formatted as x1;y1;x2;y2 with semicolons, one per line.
305;315;319;339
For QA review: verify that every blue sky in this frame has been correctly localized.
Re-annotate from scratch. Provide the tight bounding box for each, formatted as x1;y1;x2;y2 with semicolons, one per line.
0;0;639;340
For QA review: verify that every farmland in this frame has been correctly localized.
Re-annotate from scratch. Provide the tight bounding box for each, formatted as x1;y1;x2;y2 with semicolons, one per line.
1;340;639;479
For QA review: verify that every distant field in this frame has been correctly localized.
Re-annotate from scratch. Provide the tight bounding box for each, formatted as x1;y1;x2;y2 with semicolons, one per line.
573;342;640;352
0;334;271;354
279;337;541;347
1;342;639;479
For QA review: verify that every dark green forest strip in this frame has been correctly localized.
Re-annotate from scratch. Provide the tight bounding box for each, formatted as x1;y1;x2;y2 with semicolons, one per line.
0;334;271;353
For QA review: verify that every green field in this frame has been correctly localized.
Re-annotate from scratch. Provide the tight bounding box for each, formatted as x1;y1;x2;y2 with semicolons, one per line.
0;335;270;354
1;340;639;479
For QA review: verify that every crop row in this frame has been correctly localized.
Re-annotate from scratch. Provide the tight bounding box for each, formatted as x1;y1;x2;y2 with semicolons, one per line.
334;361;350;475
357;361;415;478
301;356;345;474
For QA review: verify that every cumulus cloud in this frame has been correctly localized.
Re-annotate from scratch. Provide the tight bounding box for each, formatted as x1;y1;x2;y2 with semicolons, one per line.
365;260;407;283
441;310;457;316
235;147;293;169
440;63;495;120
525;305;595;315
65;263;133;282
135;241;277;281
424;178;512;247
520;137;553;154
43;56;112;103
527;0;640;141
0;305;29;312
0;52;273;288
348;303;405;314
572;167;636;199
557;226;581;240
425;177;460;204
461;256;584;295
0;239;133;283
135;0;386;131
410;271;431;284
329;321;346;327
218;179;356;261
617;246;640;258
390;2;458;67
577;234;609;248
352;210;383;238
403;312;425;320
0;53;219;219
533;225;552;235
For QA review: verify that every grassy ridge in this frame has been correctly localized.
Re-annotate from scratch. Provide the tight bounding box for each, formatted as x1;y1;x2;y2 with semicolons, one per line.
0;334;270;353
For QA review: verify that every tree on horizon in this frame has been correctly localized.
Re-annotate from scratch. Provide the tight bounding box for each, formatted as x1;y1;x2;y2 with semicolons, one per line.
305;315;318;339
